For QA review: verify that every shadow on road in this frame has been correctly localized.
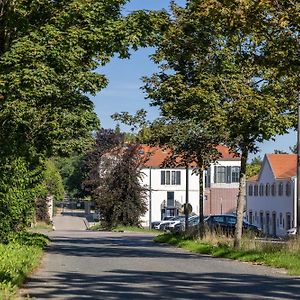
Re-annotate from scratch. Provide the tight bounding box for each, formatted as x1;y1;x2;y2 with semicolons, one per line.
24;269;300;299
47;234;196;259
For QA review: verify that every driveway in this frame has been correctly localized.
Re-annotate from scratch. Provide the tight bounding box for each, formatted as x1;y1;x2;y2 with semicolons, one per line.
20;213;300;299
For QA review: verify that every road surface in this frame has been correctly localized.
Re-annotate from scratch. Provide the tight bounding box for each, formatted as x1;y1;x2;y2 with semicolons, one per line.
21;213;300;299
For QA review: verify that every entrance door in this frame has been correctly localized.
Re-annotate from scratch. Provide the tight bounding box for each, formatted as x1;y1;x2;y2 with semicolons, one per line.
272;213;276;237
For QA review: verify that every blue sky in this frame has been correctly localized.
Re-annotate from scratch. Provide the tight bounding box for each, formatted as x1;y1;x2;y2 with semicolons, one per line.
91;0;296;160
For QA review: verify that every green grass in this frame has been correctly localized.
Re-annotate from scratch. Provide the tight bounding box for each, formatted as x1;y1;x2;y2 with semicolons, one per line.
154;233;300;275
30;221;53;231
0;232;49;299
112;225;159;234
89;223;159;234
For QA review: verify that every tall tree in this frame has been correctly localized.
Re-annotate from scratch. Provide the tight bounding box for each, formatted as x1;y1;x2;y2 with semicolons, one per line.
94;144;147;228
143;1;298;248
81;128;125;198
0;0;163;160
0;1;164;236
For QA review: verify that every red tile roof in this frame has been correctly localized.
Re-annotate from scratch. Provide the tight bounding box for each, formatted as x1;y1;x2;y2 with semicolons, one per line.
266;154;297;179
139;144;239;168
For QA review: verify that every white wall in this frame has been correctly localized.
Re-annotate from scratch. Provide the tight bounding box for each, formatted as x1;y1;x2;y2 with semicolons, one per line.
246;159;295;237
141;158;241;227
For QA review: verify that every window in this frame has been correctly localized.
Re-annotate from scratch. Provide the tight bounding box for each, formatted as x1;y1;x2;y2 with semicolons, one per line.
254;185;258;196
248;185;253;196
286;182;291;196
167;191;175;207
161;170;181;185
231;167;240;182
271;183;276;196
265;183;270;196
214;166;240;183
259;184;264;196
216;166;226;183
278;182;283;196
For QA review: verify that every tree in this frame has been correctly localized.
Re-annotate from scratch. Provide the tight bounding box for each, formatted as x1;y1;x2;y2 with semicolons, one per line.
148;118;223;236
143;1;298;248
94;144;147;228
82;128;147;228
0;0;164;160
81;128;125;198
53;155;85;199
0;1;164;236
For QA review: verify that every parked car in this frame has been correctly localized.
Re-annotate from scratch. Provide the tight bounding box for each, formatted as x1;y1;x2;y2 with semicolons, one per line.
287;227;297;236
171;215;201;232
205;214;261;236
167;215;199;231
153;216;177;230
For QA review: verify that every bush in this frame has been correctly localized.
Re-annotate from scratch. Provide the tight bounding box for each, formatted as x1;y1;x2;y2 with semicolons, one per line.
0;158;39;242
0;232;48;298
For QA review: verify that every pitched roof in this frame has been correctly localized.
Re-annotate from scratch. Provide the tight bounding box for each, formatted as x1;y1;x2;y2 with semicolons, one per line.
266;153;297;179
140;144;240;168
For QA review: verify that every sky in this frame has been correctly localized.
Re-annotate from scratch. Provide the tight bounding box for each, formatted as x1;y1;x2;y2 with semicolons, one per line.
91;0;297;160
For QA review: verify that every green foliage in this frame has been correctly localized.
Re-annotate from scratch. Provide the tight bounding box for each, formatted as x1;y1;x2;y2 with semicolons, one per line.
246;156;262;178
0;0;164;241
94;144;147;229
0;0;166;160
43;159;64;201
0;158;40;242
35;159;64;223
82;129;147;229
53;155;85;199
144;0;299;248
0;232;48;298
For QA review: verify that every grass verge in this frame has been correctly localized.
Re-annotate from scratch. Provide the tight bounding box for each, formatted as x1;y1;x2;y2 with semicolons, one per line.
0;232;49;299
89;223;159;234
154;233;300;276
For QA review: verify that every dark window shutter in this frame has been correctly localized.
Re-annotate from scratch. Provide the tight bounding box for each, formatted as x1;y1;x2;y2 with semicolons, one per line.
226;166;232;183
161;171;165;185
214;166;217;183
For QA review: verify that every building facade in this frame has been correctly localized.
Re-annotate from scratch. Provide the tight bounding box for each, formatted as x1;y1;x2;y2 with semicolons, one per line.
246;154;297;237
140;145;241;227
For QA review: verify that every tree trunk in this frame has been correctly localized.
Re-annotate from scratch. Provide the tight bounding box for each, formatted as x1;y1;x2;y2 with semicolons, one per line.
234;149;248;249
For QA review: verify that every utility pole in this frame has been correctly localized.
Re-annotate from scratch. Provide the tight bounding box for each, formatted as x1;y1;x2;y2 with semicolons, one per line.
149;167;152;230
297;92;300;236
185;165;189;231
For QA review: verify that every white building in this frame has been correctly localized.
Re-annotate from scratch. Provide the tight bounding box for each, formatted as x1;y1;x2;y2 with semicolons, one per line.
246;154;297;237
140;145;241;227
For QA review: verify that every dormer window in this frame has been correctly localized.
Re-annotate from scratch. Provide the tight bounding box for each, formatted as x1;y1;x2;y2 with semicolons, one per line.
248;185;253;196
265;183;270;196
278;182;283;196
254;184;258;196
271;183;276;196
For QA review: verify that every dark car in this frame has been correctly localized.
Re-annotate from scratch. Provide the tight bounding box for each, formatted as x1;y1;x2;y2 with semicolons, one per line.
205;214;261;236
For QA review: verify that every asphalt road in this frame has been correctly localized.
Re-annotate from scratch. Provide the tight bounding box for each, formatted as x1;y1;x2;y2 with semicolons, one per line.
21;213;300;300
